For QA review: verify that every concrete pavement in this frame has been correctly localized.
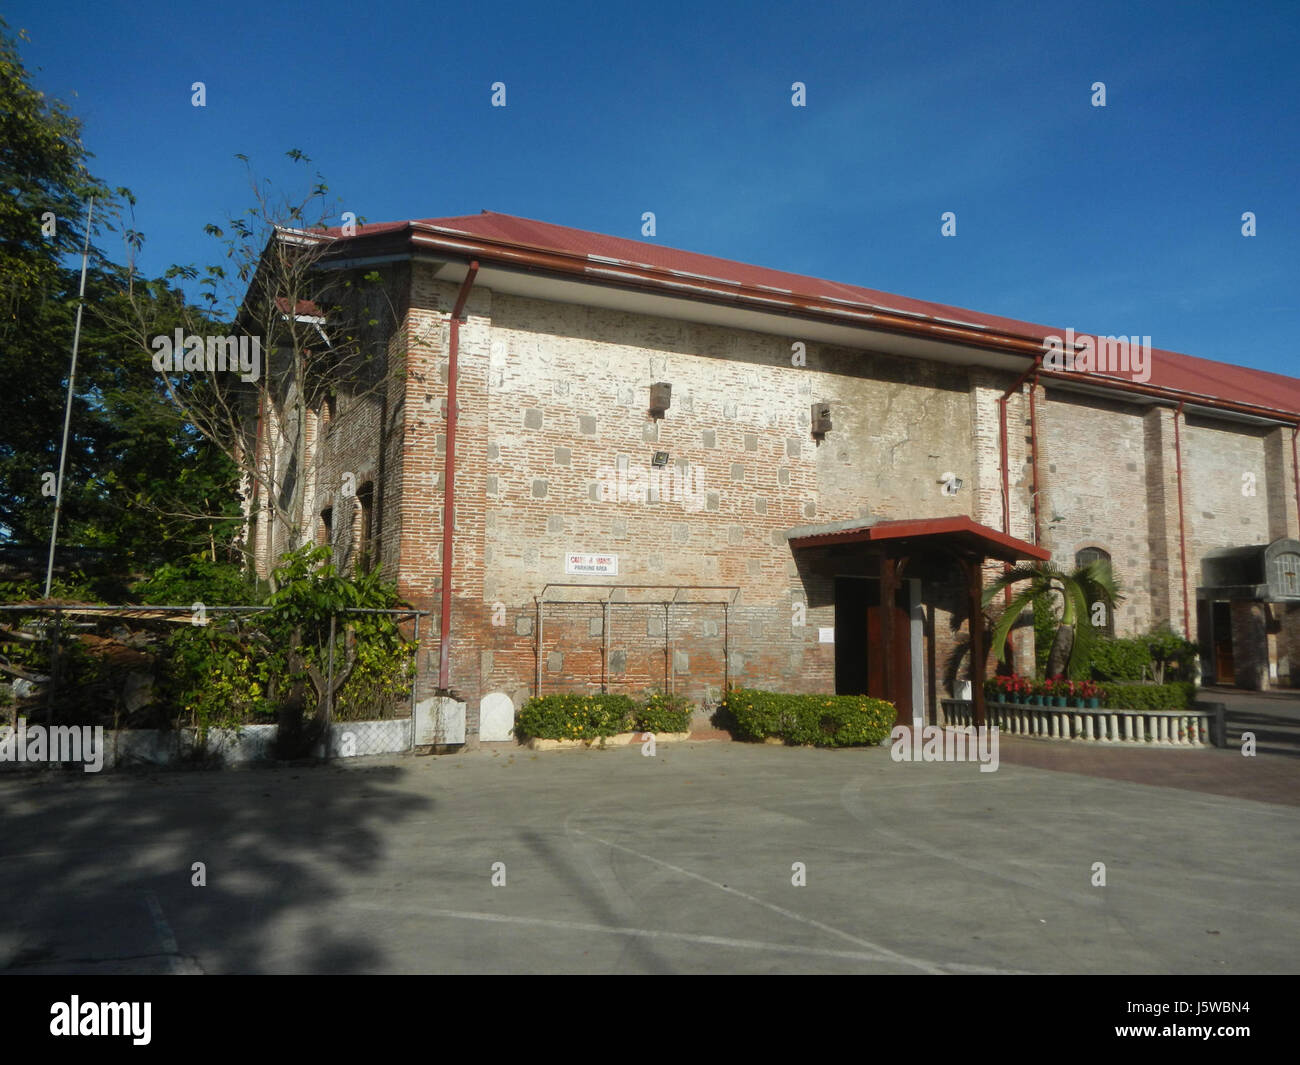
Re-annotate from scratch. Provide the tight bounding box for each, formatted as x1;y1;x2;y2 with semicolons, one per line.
1;736;1295;974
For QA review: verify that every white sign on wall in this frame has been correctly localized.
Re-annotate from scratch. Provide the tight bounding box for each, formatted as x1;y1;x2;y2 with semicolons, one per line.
565;552;619;576
819;627;834;644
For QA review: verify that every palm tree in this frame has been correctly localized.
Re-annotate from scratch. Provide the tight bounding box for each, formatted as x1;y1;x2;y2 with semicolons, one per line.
982;559;1123;679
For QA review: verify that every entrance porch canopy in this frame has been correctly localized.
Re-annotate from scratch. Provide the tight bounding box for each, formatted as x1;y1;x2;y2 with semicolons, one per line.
787;516;1050;726
787;515;1050;563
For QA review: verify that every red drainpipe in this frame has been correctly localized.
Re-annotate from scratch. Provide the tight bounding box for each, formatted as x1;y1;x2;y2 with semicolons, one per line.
1173;401;1191;637
1028;377;1042;545
438;262;480;692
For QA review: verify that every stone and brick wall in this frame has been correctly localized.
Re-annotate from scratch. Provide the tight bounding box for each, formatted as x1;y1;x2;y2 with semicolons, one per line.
261;259;1300;732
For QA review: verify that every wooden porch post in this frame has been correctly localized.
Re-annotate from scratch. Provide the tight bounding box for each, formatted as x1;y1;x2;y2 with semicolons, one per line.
880;549;898;718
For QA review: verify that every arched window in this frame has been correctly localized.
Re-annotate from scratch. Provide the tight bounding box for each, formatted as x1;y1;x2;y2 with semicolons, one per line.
356;482;376;573
1076;547;1114;637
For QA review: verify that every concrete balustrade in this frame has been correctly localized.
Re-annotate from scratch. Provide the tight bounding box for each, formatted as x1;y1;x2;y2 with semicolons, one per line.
940;699;1222;747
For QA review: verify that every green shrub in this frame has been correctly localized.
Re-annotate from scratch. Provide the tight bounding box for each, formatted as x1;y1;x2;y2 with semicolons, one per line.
1101;681;1196;711
723;687;896;747
631;690;693;734
1088;637;1152;681
513;693;635;741
134;555;262;607
160;616;276;730
1142;625;1199;683
1088;627;1200;684
156;544;413;731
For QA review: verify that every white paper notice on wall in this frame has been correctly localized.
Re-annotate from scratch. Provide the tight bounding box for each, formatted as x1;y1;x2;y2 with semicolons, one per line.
819;627;834;644
565;552;619;576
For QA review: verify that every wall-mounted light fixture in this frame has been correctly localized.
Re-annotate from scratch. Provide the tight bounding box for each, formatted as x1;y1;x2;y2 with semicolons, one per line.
811;402;832;437
649;382;672;417
651;451;670;467
938;472;963;495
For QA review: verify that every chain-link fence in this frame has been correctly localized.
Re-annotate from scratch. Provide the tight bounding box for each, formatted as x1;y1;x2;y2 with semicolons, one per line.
0;603;428;769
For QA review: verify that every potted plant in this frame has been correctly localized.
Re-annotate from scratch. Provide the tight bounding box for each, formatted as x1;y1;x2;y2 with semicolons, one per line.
1078;680;1103;708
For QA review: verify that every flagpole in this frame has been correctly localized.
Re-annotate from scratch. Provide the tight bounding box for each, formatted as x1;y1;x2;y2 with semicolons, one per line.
44;196;95;599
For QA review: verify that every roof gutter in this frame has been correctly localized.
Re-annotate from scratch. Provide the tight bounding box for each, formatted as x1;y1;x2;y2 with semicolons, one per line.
437;261;479;693
1037;368;1300;427
404;228;1052;356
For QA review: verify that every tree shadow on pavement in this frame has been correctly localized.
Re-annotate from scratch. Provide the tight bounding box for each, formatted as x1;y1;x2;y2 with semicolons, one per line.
0;759;433;973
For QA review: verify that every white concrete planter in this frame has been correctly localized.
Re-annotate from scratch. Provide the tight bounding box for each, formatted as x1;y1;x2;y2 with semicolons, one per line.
1;719;410;772
525;731;692;751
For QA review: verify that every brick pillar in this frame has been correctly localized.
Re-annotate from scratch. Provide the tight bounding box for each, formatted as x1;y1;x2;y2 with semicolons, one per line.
1230;599;1269;690
970;369;1030;540
971;369;1035;676
396;271;493;743
1264;427;1300;541
1143;407;1187;635
1278;603;1300;687
448;298;492;739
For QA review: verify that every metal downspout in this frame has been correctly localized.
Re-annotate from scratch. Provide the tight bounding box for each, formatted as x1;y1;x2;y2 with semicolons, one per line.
1174;401;1191;637
437;261;479;692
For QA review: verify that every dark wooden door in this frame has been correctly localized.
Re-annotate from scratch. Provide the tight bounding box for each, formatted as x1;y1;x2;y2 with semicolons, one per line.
866;583;912;723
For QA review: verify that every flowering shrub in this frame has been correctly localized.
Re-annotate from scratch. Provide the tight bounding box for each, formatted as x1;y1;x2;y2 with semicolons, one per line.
631;690;693;734
512;693;635;741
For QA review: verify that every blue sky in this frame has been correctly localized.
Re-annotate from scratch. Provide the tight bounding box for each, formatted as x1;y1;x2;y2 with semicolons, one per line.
10;0;1298;374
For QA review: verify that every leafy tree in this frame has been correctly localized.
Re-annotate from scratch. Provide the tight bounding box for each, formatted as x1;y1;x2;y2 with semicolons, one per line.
133;553;262;607
156;544;413;738
0;18;109;321
105;152;404;584
261;543;411;722
983;559;1124;679
0;18;243;572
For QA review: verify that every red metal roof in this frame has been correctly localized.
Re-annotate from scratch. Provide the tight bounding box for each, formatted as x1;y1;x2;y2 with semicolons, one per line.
787;516;1052;563
318;211;1300;419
